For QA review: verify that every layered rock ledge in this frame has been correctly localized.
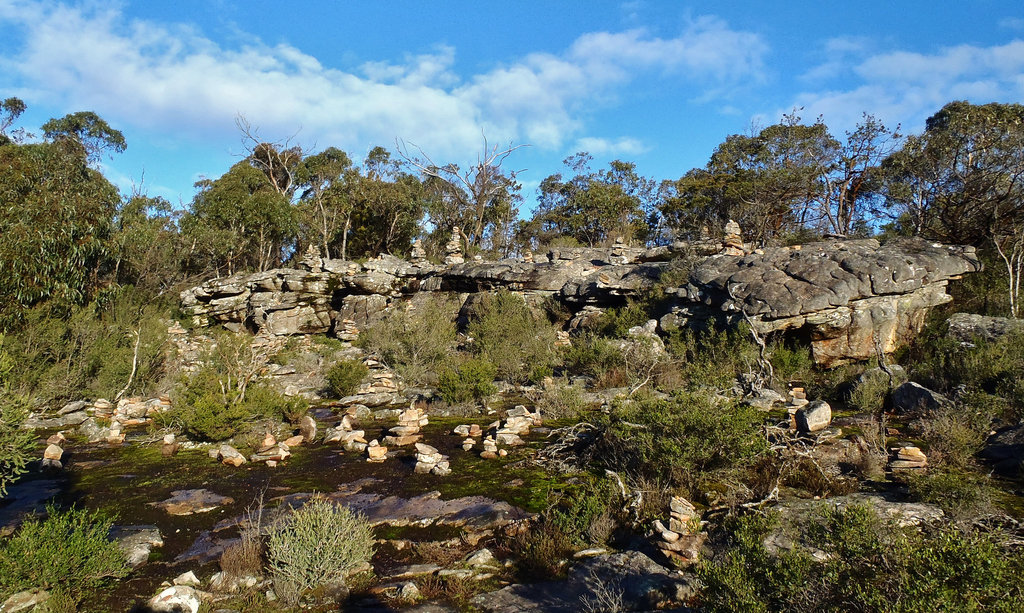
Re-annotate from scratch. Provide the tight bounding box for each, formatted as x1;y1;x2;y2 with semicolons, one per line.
181;237;980;366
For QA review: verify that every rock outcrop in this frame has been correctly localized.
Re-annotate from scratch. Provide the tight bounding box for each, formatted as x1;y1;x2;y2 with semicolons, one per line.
181;236;979;366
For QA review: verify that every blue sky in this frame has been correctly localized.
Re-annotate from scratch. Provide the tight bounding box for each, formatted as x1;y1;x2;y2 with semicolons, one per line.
2;0;1024;212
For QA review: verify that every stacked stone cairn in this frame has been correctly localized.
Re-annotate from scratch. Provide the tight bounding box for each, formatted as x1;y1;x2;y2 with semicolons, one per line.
414;442;451;476
336;318;360;342
249;432;291;467
652;496;706;565
161;433;179;457
889;445;928;470
410;238;427;263
42;432;65;470
721;219;745;256
338;358;403;408
460;405;541;460
366;439;388;462
444;227;465;265
324;414;368;451
453;423;484;452
383;406;428;447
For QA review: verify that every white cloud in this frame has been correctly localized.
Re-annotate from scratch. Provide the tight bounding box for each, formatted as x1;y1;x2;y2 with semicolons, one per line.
786;39;1024;132
573;136;648;157
0;2;768;161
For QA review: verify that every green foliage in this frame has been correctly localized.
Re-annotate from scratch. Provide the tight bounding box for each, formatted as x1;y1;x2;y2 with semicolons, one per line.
466;290;558;384
665;323;761;391
549;476;620;547
173;331;306;440
0;506;128;602
561;334;624;386
0;136;120;325
506;517;576;582
535;381;590;420
531;153;657;247
266;497;375;604
324;359;368;398
437;357;497;405
904;324;1024;422
848;365;908;413
0;337;34;497
356;295;457;385
768;340;814;385
0;289;170;406
182;160;297;275
598;391;768;494
905;469;992;520
698;505;1024;612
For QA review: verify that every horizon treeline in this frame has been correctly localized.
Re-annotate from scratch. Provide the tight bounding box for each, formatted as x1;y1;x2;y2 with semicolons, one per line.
2;97;1024;328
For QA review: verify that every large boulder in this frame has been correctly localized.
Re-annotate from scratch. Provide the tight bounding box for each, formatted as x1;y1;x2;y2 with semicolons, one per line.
891;381;952;415
946;312;1024;344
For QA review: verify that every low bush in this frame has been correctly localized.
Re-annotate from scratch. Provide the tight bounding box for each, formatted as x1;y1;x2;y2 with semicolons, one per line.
505;517;575;582
467;290;559;384
535;382;590;420
697;505;1024;612
561;334;624;386
437;357;497;405
904;469;993;521
848;365;907;413
324;359;368;398
356;295;457;385
0;506;128;603
549;476;620;547
0;339;34;497
665;324;762;391
596;391;768;497
266;497;375;604
175;372;307;441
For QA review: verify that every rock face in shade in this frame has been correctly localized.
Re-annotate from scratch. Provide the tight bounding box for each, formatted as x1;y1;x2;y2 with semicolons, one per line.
181;237;980;366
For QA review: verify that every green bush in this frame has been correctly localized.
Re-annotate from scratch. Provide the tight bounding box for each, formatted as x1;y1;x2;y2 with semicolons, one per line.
356;295;456;385
0;506;128;603
0;339;34;497
597;391;768;495
697;505;1024;612
437;358;497;405
665;324;761;391
467;290;558;384
561;334;624;386
905;469;992;520
848;365;907;413
767;340;814;385
535;382;590;420
550;476;620;547
266;497;375;604
324;359;368;398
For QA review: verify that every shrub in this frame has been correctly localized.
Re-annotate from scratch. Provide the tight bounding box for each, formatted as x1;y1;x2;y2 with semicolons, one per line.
0;506;128;602
550;476;620;547
467;290;558;384
0;339;34;497
905;469;993;521
356;295;457;385
324;359;368;398
535;382;590;420
561;334;624;386
767;341;814;385
505;518;575;582
697;505;1024;612
437;358;497;405
175;373;307;441
848;365;906;413
266;497;375;604
597;391;768;495
665;324;762;391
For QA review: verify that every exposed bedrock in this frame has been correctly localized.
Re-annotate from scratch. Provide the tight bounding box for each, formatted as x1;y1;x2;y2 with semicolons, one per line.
181;237;980;366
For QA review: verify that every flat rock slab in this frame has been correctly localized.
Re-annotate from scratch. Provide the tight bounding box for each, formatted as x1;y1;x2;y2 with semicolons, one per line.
150;489;234;516
273;482;531;528
471;551;697;612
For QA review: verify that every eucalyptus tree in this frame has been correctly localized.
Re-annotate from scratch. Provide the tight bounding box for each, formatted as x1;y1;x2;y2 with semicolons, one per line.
397;136;526;253
0;103;124;326
533;153;657;247
882;101;1024;315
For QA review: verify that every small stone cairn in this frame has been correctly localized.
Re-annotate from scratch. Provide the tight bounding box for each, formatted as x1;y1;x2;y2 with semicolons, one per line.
889;445;928;470
410;238;427;264
249;432;291;467
42;432;65;470
336;319;360;342
366;439;388;462
457;405;541;460
721;219;745;256
652;496;706;565
383;406;428;447
414;442;451;476
522;250;534;264
324;414;368;451
444;227;465;265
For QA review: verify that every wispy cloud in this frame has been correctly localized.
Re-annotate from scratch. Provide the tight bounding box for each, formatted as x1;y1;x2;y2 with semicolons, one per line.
0;2;768;161
573;136;649;157
786;39;1024;131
